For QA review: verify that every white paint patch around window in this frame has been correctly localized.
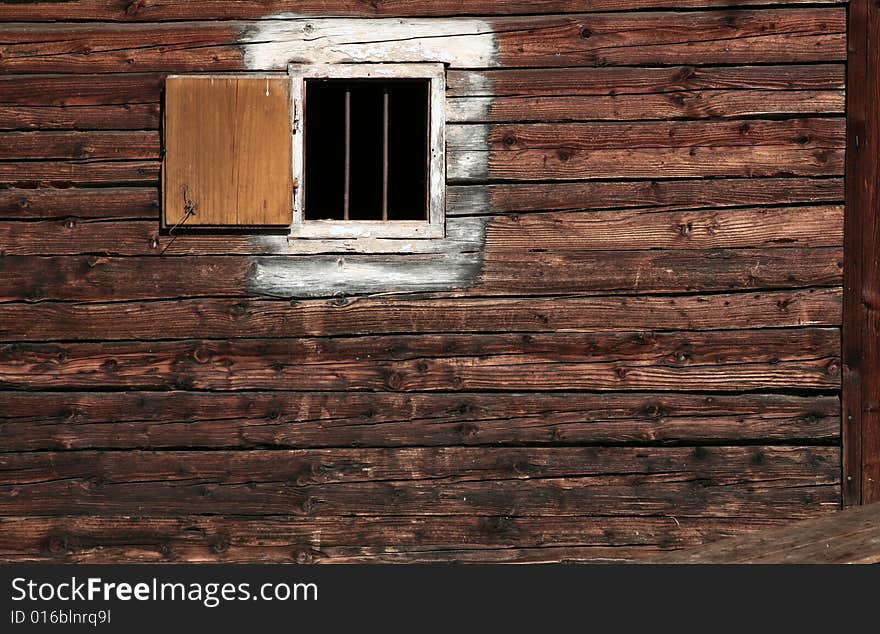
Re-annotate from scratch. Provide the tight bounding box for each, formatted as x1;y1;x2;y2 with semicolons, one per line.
240;18;499;70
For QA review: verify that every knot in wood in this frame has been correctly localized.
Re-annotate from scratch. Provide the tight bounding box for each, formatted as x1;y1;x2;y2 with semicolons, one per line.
125;0;147;16
294;549;315;564
580;27;593;39
46;536;68;555
210;537;229;554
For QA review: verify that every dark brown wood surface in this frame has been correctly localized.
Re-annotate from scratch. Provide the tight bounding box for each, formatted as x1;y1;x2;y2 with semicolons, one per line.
0;4;846;562
0;10;845;73
843;0;880;505
0;0;847;21
0;392;839;451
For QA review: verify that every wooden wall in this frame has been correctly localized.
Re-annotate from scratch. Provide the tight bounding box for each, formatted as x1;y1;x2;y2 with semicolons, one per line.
0;2;846;562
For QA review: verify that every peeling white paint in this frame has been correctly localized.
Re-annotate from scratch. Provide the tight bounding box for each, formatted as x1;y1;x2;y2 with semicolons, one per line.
447;97;493;123
237;16;496;297
241;18;499;70
247;217;486;255
247;251;484;298
447;123;490;183
245;217;486;297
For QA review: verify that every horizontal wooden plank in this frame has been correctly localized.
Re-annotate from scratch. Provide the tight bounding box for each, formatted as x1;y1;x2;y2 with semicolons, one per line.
0;119;845;161
0;178;844;222
0;1;847;21
0;329;841;391
0;161;158;186
0;206;843;256
0;65;845;126
0;10;846;73
477;248;843;295
0;132;159;160
448;90;845;123
0;288;842;342
448;119;845;182
449;120;846;151
0;74;165;106
0;446;840;517
447;178;844;216
0;188;158;220
1;446;835;485
485;206;843;252
0;514;799;563
0;248;843;301
451;147;844;182
446;65;847;97
0;391;840;451
655;502;880;564
0;67;844;126
0;105;161;131
2;65;844;106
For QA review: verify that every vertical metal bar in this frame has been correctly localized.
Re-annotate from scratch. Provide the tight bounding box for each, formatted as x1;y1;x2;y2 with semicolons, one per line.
382;86;389;221
344;86;351;221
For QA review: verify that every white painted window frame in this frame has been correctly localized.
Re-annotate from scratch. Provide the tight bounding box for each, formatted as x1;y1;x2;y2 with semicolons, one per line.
288;63;446;240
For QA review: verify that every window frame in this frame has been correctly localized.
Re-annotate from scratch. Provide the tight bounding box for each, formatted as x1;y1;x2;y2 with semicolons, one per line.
288;63;446;240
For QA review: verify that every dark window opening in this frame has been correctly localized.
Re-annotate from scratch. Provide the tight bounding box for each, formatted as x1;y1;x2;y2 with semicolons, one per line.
304;79;429;222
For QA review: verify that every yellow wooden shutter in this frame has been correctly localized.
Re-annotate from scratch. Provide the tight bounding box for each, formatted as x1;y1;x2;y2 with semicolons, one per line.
163;76;292;227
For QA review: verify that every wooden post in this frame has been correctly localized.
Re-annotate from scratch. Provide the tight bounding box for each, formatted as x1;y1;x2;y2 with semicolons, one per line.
844;1;880;505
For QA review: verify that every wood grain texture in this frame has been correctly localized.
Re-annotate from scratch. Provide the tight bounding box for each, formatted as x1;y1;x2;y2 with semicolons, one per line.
163;76;292;227
0;329;841;392
0;514;803;563
0;288;842;341
0;391;840;451
655;502;880;563
0;2;848;564
0;105;160;131
0;178;843;222
0;248;843;301
0;447;839;518
0;10;846;73
0;161;158;186
0;188;158;221
447;178;844;216
446;65;847;97
0;206;843;256
0;0;848;21
448;66;846;121
0;132;159;160
478;248;843;295
449;118;845;182
448;90;845;123
843;0;880;505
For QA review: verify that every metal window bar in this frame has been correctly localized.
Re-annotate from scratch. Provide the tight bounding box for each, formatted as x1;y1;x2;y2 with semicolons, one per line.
382;85;390;221
343;86;351;221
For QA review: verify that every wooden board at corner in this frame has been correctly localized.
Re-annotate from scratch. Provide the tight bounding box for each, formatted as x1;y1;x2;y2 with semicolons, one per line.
652;503;880;564
163;76;292;227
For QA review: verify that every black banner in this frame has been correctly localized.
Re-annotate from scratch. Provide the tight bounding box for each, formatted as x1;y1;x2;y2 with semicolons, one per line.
0;564;873;632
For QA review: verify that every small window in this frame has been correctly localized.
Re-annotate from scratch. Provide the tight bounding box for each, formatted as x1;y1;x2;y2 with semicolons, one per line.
290;64;446;239
161;66;446;241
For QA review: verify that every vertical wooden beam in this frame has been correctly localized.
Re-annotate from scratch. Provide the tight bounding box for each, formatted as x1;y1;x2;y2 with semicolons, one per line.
844;1;880;505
